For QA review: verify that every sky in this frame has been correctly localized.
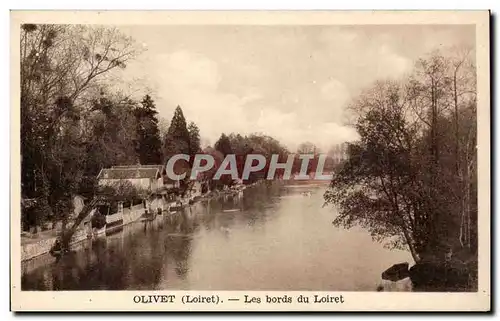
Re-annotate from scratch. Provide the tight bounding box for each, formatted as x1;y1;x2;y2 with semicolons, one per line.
112;25;475;151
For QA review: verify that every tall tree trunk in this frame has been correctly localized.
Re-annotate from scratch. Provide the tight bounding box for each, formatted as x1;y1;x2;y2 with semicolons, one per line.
454;70;466;249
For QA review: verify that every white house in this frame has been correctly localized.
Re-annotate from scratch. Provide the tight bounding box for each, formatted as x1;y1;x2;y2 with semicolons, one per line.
97;164;184;192
97;165;163;191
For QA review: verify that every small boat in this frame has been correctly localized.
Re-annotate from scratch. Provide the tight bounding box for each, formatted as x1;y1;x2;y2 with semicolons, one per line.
141;210;157;222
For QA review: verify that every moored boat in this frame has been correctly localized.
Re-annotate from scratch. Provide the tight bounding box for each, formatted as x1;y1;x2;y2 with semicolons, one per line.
105;211;124;235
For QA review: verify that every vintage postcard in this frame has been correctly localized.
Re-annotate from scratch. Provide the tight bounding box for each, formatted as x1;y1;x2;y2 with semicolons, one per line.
10;10;490;312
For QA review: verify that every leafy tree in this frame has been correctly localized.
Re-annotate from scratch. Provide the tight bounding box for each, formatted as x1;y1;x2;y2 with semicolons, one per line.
20;24;141;233
161;106;196;195
325;81;423;261
228;133;253;180
97;180;147;201
134;94;162;164
297;141;318;154
158;116;170;142
324;49;477;282
224;133;289;183
188;122;201;157
163;105;190;161
246;134;289;180
199;146;224;191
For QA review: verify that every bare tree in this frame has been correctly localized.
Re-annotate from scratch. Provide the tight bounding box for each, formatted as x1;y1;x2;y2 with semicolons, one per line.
20;23;143;240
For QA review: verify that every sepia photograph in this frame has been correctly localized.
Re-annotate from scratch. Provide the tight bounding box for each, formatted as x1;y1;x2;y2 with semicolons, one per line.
10;10;490;311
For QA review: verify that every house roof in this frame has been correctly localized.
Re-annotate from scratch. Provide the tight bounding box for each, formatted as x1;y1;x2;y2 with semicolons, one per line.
97;167;160;180
111;165;167;176
21;198;37;209
112;164;164;170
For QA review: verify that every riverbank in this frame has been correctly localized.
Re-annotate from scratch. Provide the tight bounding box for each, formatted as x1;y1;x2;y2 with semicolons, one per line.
21;234;57;262
20;181;264;263
21;228;88;262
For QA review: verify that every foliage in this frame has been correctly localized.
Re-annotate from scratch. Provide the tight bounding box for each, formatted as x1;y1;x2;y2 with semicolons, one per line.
324;48;477;266
83;95;139;175
134;94;162;165
213;133;235;187
97;180;147;201
227;132;289;183
162;105;197;193
91;211;107;229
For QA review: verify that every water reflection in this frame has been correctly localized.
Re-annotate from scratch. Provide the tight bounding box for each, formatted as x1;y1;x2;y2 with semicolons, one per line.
22;184;413;291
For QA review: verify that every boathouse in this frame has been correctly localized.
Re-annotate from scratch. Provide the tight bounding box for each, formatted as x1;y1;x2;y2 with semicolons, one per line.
96;164;183;215
97;165;164;191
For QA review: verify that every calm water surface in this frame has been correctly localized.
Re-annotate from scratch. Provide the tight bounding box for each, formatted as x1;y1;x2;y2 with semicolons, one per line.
21;183;412;291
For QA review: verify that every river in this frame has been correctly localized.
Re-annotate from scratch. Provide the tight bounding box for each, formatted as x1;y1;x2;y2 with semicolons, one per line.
21;182;413;291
